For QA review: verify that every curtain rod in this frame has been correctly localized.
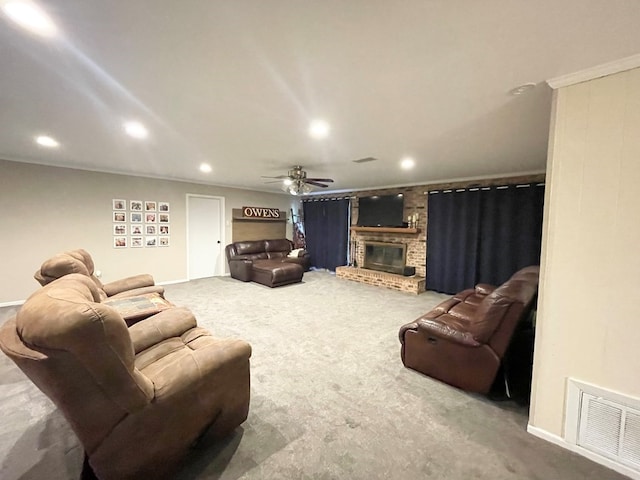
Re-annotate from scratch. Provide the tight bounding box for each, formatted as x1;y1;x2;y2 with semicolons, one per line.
302;196;353;202
426;182;545;194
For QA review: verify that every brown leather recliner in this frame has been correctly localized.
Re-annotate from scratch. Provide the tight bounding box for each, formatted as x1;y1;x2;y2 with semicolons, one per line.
0;274;252;479
34;248;164;301
399;266;539;394
225;239;307;287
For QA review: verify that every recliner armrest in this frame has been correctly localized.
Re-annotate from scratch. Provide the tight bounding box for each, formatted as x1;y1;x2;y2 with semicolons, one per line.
228;258;253;281
416;318;481;347
103;274;156;297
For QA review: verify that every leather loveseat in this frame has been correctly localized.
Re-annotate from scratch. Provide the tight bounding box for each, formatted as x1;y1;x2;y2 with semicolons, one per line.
0;274;251;479
225;238;308;287
398;266;539;394
34;248;165;301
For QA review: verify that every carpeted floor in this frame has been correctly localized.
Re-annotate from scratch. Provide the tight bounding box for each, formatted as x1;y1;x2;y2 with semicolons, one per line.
0;272;629;479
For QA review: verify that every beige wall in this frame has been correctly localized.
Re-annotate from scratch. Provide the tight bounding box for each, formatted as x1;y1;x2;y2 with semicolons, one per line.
0;160;296;303
529;67;640;436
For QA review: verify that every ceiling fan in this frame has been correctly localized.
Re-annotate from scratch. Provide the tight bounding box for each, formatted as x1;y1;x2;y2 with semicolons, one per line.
262;165;334;195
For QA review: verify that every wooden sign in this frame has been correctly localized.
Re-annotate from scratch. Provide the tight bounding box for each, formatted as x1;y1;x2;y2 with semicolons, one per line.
242;206;281;219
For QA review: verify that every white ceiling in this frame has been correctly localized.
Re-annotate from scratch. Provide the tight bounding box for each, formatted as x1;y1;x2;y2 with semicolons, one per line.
1;1;639;194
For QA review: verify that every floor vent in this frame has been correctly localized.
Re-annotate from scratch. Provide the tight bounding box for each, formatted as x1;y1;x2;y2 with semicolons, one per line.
567;379;640;472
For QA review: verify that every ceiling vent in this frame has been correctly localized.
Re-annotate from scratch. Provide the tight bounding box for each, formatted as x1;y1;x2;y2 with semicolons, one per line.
352;157;378;164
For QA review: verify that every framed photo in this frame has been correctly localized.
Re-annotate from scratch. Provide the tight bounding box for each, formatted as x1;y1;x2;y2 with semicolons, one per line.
145;236;157;247
113;211;126;222
113;199;126;210
114;236;127;248
130;200;143;211
130;212;142;223
159;225;170;235
113;224;127;235
145;201;157;212
146;225;157;235
159;213;170;223
159;236;170;247
131;236;143;248
145;213;156;223
131;225;143;235
158;202;170;212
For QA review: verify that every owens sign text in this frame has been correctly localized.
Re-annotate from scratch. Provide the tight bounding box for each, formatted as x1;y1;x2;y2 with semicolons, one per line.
242;206;281;219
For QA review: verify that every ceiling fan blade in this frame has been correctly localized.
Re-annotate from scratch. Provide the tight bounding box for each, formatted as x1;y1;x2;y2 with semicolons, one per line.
263;180;284;184
261;175;290;179
306;177;334;183
305;180;330;188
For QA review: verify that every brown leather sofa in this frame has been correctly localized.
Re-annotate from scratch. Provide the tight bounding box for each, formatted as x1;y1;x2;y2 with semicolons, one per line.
225;238;308;287
0;274;251;479
34;248;164;301
399;266;539;394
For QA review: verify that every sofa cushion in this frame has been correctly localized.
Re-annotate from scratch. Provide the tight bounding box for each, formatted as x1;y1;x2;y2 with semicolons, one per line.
264;238;291;253
234;241;267;255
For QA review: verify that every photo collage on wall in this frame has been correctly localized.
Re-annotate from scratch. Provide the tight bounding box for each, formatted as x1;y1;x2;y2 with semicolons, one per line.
112;199;170;248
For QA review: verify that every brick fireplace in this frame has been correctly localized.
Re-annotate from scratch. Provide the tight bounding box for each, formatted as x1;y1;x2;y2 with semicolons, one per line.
335;187;427;294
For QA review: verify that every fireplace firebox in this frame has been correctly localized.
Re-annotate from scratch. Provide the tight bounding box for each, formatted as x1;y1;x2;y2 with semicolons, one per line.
363;241;406;275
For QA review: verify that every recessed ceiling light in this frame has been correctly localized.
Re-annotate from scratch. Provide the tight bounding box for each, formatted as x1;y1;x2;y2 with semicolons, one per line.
509;83;536;96
400;157;415;170
35;135;59;148
2;1;58;37
308;119;330;139
199;163;212;173
123;121;148;139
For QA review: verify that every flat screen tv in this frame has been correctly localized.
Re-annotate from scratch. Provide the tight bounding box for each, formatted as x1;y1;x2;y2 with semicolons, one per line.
357;194;405;227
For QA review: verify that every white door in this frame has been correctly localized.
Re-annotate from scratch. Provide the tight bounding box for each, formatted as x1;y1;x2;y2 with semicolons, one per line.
187;195;224;279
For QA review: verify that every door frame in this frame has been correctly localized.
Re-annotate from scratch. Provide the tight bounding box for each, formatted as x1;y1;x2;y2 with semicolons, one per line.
186;194;226;279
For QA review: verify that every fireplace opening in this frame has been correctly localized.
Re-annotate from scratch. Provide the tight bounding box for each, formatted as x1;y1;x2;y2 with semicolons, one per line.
363;241;406;275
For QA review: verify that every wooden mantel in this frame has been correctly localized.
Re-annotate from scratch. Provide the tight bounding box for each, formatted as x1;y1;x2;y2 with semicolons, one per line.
350;226;420;234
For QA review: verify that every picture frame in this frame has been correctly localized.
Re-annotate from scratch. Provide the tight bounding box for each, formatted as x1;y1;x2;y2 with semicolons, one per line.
145;213;156;223
113;224;127;235
130;200;143;211
159;236;170;247
145;236;157;247
131;225;143;235
158;202;170;212
159;225;170;235
113;199;126;210
159;213;170;223
114;236;127;248
145;201;157;212
130;212;142;223
113;211;126;223
146;225;157;235
131;236;143;248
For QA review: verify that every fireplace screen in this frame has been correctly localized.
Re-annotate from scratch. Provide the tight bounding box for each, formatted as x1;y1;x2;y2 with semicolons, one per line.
363;241;406;275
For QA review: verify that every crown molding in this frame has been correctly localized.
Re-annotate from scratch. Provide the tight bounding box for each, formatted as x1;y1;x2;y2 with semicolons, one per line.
547;53;640;89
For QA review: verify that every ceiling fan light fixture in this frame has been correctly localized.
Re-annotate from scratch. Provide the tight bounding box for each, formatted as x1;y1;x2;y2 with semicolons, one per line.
283;178;293;186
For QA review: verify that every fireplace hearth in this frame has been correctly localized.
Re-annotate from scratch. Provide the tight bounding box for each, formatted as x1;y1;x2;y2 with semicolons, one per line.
363;241;406;275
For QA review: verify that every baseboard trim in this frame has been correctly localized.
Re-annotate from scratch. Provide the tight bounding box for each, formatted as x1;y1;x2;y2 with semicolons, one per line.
527;424;640;480
157;279;189;286
0;300;25;308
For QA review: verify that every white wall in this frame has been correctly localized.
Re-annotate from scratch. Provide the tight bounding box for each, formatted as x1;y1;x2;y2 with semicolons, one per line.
529;67;640;436
0;160;296;303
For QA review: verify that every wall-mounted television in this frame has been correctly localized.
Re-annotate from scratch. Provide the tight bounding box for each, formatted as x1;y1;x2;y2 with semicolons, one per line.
357;194;405;227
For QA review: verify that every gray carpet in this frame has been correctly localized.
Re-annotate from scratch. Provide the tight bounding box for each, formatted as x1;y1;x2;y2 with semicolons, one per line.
0;272;628;479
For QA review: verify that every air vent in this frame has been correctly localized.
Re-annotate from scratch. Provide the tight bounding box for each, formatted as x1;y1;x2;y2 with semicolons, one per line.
567;379;640;474
352;157;377;164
